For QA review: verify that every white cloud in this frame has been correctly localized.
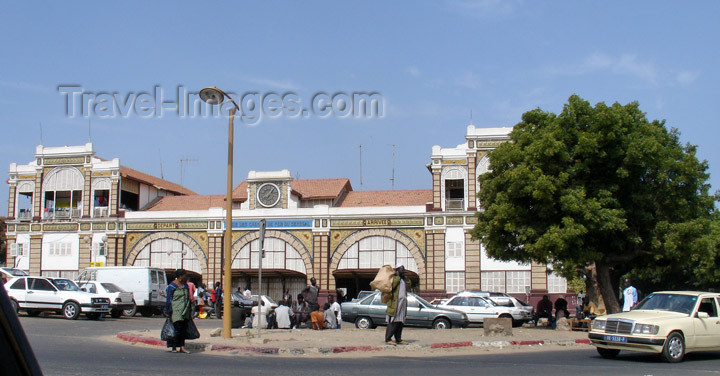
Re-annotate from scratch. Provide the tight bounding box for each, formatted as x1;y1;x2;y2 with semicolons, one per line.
676;70;700;85
448;0;520;18
406;66;421;77
580;53;659;85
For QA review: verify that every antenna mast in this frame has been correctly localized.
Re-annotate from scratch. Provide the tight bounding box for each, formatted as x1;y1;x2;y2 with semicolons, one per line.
390;144;396;190
159;149;165;179
180;156;198;185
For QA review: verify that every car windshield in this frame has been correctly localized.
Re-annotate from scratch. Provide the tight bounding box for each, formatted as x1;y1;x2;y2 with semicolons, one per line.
52;279;80;291
3;268;28;277
635;293;698;314
100;283;124;293
413;294;434;308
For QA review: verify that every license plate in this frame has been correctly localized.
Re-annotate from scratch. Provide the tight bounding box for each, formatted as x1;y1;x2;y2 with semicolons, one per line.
99;305;109;309
604;335;627;343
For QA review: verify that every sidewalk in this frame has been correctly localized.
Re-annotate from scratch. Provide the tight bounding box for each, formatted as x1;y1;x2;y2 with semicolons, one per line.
117;324;592;357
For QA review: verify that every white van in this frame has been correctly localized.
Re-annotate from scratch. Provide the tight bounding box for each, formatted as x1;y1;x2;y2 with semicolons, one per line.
77;266;167;317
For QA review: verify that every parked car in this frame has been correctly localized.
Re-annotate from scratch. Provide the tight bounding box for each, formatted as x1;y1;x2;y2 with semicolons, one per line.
229;292;259;328
0;267;28;284
4;276;111;320
455;291;534;324
440;291;522;325
76;280;135;318
589;291;720;362
77;266;167;317
341;291;469;329
351;290;376;302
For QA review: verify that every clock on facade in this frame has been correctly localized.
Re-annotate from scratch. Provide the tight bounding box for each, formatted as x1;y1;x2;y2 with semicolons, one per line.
257;183;280;207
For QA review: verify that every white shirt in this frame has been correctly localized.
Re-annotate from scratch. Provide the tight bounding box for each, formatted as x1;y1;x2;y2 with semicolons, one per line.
331;301;341;321
623;286;638;312
274;305;294;329
251;305;269;328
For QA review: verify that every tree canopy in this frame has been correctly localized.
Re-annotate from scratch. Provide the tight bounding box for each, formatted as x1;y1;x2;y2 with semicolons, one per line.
471;95;718;313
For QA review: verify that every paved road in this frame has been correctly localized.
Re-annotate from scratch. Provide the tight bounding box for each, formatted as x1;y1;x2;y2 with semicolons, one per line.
19;314;720;376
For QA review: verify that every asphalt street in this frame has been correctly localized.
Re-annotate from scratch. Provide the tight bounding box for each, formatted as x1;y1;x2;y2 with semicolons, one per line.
18;314;720;376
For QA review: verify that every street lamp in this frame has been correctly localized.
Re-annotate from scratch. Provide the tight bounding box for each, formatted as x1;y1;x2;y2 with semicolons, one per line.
199;86;239;339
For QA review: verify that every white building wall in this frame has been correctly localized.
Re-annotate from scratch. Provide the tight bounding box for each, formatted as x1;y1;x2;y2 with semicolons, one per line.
41;233;80;271
14;234;31;271
445;227;465;271
480;244;529;271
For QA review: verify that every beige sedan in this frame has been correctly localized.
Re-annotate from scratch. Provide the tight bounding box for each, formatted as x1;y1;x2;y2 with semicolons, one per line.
589;291;720;362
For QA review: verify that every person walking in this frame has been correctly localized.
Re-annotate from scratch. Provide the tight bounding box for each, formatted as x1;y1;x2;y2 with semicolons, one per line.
329;294;341;329
576;290;586;319
213;281;223;319
302;277;319;312
165;269;192;354
622;278;638;312
384;264;411;345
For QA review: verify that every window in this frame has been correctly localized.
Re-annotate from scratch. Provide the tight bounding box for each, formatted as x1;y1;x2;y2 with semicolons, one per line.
83;283;97;294
48;243;72;256
547;273;567;293
337;236;418;273
151;271;159;284
481;271;506;292
10;243;28;257
469;297;489;307
506;271;531;293
446;242;463;258
448;297;465;306
30;278;56;291
698;298;718;317
446;272;465;294
10;279;26;290
92;243;107;257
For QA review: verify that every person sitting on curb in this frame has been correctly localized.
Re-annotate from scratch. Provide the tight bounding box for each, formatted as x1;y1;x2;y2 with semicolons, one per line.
533;295;554;328
310;305;324;330
323;302;337;329
292;294;309;329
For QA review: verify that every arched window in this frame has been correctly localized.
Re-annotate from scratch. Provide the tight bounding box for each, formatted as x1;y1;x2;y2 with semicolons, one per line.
232;237;306;274
133;238;201;273
42;167;84;219
338;236;418;273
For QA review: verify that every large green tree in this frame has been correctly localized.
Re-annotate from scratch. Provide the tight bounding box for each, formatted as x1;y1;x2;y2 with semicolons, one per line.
471;95;717;313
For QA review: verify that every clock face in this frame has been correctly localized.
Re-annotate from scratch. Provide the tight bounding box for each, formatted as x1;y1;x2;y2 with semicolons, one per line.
257;183;280;207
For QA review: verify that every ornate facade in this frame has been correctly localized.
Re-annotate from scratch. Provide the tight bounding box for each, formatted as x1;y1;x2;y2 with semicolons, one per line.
5;126;567;304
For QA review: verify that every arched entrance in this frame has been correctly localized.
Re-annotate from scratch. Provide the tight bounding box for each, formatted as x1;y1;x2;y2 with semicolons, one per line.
126;232;208;285
231;230;312;302
331;230;425;301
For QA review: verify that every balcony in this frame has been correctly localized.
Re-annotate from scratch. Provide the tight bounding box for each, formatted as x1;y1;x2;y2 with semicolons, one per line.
17;210;33;221
44;208;82;220
94;207;109;218
445;198;465;211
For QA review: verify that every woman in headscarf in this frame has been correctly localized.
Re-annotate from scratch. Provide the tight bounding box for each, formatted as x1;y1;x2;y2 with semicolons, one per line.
165;269;192;353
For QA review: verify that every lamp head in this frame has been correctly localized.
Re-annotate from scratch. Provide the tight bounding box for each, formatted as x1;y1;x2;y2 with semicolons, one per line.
199;87;227;105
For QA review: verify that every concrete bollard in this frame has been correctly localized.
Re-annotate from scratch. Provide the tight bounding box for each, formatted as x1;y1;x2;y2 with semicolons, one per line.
484;317;512;336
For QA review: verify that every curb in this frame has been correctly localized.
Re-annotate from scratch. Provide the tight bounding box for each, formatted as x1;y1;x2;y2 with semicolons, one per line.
116;332;592;355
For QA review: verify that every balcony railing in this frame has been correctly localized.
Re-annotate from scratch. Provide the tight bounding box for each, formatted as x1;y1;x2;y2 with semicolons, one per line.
445;198;465;210
94;207;109;218
17;210;33;221
44;208;82;220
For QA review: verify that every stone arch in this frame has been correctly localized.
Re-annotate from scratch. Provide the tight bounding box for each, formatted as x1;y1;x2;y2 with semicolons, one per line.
125;232;209;276
231;230;313;277
329;229;426;274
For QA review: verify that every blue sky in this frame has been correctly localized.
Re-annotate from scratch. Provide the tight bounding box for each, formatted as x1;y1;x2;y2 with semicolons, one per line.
1;1;719;215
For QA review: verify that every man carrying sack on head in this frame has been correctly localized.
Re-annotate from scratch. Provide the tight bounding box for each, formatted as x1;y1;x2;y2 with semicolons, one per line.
383;264;411;345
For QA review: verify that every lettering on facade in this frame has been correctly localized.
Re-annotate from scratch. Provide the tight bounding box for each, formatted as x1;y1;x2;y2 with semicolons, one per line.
155;222;179;229
331;218;425;228
43;157;85;165
16;224;29;232
441;159;467;165
230;219;313;229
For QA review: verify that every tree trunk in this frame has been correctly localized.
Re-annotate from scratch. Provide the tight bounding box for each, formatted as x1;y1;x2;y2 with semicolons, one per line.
595;260;620;314
584;263;606;315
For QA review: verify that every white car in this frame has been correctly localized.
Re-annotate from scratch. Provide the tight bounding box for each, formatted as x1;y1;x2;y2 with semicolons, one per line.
76;281;135;318
1;267;28;284
4;276;111;320
589;291;720;362
440;291;519;324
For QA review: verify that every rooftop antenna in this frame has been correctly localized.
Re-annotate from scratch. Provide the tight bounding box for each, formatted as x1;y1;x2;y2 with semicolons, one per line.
39;122;43;145
470;110;474;125
359;144;363;188
180;156;198;185
159;149;165;179
389;144;396;190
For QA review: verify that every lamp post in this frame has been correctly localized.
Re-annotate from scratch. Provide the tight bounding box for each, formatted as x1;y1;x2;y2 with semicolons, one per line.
199;86;240;339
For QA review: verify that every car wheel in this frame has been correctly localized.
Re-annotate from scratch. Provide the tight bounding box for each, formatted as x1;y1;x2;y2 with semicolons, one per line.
499;314;513;320
433;318;451;329
662;332;685;363
355;316;375;329
110;310;123;318
10;299;18;313
62;302;81;320
596;347;620;359
122;304;137;317
86;313;102;320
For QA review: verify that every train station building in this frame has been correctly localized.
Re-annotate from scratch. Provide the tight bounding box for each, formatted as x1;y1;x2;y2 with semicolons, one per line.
5;124;567;303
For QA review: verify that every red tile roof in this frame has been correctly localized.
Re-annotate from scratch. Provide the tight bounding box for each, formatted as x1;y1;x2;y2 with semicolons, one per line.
145;195;226;211
338;190;433;207
120;165;197;196
291;178;352;200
